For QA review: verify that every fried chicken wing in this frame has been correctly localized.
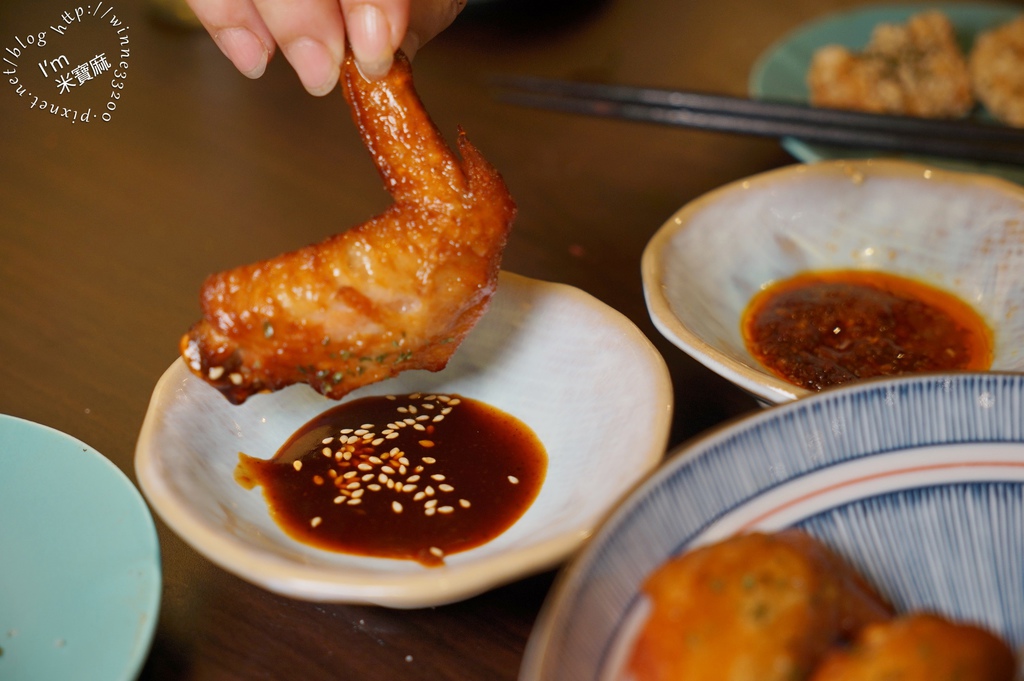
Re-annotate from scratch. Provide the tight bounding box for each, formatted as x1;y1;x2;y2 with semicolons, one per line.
180;51;516;404
807;10;974;118
811;613;1017;681
970;15;1024;127
628;530;893;681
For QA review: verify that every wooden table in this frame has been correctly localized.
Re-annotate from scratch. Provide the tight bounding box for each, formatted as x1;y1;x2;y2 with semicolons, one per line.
0;0;980;677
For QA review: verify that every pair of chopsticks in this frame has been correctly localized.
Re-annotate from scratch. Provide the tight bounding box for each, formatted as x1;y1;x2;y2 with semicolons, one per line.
492;75;1024;166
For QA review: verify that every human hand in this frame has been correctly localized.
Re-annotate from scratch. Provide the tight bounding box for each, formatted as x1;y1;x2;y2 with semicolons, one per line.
185;0;467;95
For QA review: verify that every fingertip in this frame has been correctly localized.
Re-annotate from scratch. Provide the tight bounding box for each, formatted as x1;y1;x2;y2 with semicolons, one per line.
214;27;271;79
283;37;341;96
346;3;395;79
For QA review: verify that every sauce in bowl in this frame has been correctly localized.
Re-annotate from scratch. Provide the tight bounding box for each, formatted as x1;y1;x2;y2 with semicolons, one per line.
236;393;547;566
742;270;993;391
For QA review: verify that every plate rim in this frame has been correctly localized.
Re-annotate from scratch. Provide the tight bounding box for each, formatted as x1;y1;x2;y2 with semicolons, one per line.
135;271;675;608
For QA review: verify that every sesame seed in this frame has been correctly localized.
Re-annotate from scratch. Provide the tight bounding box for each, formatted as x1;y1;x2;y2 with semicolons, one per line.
362;473;374;481
419;440;435;448
334;496;345;504
449;398;461;406
310;517;322;527
508;475;520;484
292;460;303;471
381;465;396;475
429;546;444;557
397;407;409;413
344;471;358;479
438;506;454;514
229;372;243;385
441;407;452;415
386;395;397;401
459;499;471;508
360;423;374;429
413;424;426;431
425;507;436;516
368;456;383;464
395;482;404;492
313;475;324;485
357;463;373;471
390;447;402;455
354;429;368;436
431;474;445;481
422;457;436;464
368;484;382;491
423;403;435;410
208;366;225;380
432;415;444;422
399;457;410;466
404;418;416;425
340;428;353;434
416;415;429;421
328;469;338;479
351;489;364;498
378;473;388;484
439;484;454;492
425;499;438;508
399;465;407;475
346;482;360;490
348;498;362;506
371;438;384;446
322;437;334;444
392;501;403;514
425;486;435;496
408;405;418;414
385;433;400;439
387;479;395;489
437;395;450;403
322;447;332;457
414;491;426;501
403;485;417;493
406;475;421;483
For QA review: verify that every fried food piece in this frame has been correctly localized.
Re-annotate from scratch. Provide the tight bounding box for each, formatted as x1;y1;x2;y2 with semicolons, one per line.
811;613;1016;681
970;16;1024;127
808;10;974;118
180;51;516;404
628;530;893;681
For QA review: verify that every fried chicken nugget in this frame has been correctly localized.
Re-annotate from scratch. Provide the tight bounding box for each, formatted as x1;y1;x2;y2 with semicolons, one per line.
811;613;1017;681
808;10;974;118
970;15;1024;127
628;530;893;681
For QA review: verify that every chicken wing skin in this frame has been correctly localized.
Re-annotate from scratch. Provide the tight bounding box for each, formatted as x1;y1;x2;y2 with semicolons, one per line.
628;530;893;681
180;50;516;404
811;613;1016;681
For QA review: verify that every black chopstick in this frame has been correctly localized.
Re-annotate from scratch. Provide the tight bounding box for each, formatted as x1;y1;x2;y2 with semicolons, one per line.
493;76;1024;166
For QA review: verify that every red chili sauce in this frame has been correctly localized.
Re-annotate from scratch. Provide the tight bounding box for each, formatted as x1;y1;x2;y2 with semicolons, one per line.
235;393;546;566
741;270;993;391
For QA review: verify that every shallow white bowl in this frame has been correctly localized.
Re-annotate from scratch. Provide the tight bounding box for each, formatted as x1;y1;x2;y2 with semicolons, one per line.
642;159;1024;404
521;372;1024;681
135;271;672;608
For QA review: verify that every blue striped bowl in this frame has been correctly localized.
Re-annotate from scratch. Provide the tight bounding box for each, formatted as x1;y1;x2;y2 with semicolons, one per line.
519;372;1024;681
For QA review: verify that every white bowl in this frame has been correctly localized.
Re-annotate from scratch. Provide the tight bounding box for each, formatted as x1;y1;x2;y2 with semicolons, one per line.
135;271;672;608
521;372;1024;681
642;159;1024;404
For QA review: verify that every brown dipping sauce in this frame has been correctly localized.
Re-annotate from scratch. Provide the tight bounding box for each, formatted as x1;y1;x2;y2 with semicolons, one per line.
742;270;993;391
235;393;546;566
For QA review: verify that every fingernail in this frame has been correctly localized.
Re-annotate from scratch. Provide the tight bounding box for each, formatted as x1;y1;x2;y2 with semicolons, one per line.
283;37;339;96
347;4;393;79
214;27;269;79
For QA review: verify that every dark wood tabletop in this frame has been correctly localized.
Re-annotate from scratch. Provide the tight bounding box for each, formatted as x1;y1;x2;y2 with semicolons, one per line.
4;0;1002;678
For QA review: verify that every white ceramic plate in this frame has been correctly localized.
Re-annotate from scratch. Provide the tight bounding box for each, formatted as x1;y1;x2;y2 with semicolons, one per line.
520;372;1024;681
0;415;161;681
642;158;1024;405
135;271;673;608
749;2;1024;185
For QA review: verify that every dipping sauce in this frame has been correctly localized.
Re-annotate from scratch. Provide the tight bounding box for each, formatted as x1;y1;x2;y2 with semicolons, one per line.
742;270;993;391
235;393;546;566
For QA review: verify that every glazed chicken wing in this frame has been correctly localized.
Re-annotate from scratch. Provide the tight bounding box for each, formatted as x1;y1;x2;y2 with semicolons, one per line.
180;51;516;404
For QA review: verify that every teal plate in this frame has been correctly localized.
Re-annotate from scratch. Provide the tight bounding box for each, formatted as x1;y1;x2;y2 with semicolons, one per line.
749;2;1024;184
0;415;161;681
